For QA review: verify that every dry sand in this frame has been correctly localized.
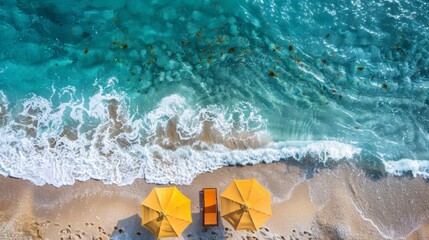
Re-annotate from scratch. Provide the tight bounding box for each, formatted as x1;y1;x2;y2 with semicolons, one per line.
0;162;428;240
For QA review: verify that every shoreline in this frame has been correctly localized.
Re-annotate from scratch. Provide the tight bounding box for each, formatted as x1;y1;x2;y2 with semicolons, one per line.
1;162;428;239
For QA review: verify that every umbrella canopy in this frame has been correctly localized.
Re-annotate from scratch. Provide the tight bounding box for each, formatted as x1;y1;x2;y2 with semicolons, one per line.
141;187;192;238
220;178;272;230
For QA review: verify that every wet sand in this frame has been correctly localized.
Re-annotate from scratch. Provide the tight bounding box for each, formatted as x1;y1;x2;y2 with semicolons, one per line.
0;162;428;240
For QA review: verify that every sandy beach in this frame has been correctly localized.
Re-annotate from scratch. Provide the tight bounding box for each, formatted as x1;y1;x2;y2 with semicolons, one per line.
0;162;428;240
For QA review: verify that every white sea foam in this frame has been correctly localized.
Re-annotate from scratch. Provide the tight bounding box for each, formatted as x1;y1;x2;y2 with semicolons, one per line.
0;84;364;186
383;159;429;179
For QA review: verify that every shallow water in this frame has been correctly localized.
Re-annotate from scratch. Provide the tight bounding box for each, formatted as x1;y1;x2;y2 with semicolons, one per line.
0;0;428;186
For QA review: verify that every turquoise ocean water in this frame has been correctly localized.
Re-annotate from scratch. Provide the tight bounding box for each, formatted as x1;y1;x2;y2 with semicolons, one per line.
0;0;428;186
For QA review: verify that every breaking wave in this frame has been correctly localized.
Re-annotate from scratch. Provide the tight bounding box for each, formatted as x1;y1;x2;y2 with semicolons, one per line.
0;82;364;186
383;159;429;179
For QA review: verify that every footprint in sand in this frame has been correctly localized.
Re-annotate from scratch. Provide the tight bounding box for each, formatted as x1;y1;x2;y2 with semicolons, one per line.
98;226;104;232
60;228;71;234
36;229;43;239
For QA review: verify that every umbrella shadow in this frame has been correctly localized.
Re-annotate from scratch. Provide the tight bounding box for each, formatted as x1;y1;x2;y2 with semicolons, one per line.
111;214;155;240
180;213;226;240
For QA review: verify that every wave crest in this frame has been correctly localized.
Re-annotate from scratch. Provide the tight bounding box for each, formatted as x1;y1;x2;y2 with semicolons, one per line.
0;86;362;186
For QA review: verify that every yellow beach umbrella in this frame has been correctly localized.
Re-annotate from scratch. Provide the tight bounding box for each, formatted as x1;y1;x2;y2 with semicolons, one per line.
220;178;272;230
141;187;192;238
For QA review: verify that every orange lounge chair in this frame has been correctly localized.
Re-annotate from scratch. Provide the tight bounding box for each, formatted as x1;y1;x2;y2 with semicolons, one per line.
203;188;218;227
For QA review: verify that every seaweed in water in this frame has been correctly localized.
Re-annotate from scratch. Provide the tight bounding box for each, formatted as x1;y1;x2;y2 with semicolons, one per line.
227;47;236;53
120;43;128;49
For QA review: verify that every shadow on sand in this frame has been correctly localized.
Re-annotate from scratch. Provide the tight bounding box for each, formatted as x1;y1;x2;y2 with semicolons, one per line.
112;203;227;239
111;214;154;240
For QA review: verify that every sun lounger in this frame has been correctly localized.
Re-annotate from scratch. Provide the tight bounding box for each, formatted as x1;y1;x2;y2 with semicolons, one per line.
203;188;218;227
